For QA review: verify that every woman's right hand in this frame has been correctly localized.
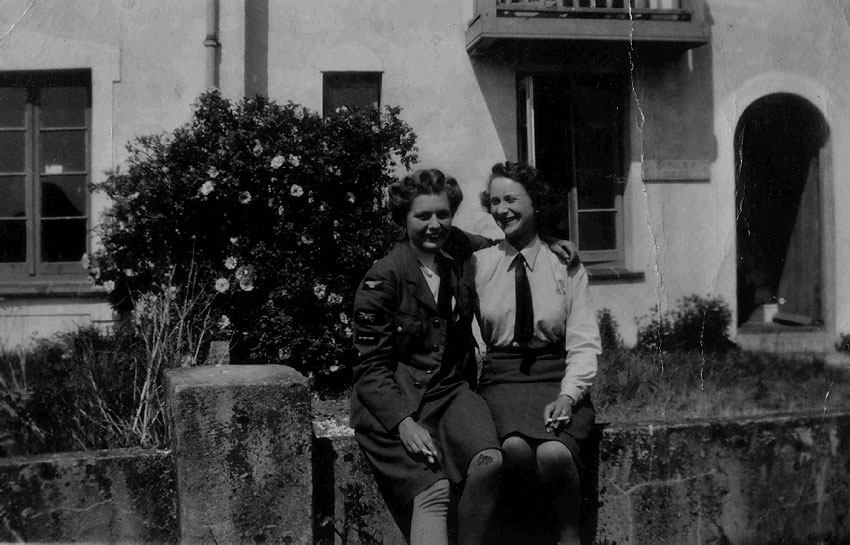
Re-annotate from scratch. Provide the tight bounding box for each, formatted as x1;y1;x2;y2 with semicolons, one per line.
398;417;440;466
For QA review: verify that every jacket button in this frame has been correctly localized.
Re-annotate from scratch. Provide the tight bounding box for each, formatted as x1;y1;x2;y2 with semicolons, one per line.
425;369;432;374
396;326;403;333
431;344;440;352
414;380;423;388
432;319;441;328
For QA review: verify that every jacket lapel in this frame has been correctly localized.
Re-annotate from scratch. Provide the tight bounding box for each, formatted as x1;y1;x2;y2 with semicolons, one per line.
399;243;439;314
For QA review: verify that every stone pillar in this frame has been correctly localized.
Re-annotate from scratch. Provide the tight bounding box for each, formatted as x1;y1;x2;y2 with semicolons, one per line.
165;365;311;544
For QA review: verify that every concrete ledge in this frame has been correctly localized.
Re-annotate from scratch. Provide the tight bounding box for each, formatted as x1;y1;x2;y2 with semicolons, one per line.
0;448;177;543
316;410;850;544
166;364;313;544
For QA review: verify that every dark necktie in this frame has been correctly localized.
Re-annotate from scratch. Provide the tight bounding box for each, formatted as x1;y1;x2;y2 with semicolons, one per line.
512;253;534;346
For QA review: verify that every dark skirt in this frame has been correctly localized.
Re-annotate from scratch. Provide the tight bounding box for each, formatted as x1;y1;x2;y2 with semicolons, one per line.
355;377;500;532
478;349;595;469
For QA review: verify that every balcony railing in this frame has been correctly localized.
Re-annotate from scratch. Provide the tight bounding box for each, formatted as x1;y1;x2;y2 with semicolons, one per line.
467;0;708;54
496;0;691;20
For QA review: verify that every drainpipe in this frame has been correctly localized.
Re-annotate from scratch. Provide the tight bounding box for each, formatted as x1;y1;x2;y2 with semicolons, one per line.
204;0;220;89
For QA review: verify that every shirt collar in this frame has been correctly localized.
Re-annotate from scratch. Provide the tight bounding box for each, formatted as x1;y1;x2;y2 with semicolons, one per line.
503;236;542;271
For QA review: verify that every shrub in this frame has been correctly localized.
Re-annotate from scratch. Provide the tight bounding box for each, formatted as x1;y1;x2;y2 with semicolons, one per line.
635;294;732;354
0;327;145;455
597;308;623;351
90;91;417;387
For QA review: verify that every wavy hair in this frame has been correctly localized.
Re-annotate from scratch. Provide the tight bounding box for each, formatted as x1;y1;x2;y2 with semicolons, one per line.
387;168;463;226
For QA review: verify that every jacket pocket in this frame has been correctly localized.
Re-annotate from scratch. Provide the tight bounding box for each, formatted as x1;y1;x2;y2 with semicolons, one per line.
393;311;423;356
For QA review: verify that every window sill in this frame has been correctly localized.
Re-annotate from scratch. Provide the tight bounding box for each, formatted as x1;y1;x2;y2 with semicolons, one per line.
587;266;645;284
0;280;106;299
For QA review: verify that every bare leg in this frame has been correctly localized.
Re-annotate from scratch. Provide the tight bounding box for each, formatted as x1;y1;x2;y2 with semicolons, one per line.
410;478;451;545
536;441;581;545
457;448;503;545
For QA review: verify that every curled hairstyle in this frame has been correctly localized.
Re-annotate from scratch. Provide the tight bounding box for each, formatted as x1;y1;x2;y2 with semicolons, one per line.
387;168;463;226
479;161;560;235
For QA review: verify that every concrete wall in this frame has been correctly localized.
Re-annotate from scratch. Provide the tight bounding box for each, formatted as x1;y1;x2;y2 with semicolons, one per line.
317;410;850;544
0;448;177;543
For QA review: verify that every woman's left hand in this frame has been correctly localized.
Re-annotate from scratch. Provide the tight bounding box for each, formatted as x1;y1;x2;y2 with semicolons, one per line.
543;396;574;431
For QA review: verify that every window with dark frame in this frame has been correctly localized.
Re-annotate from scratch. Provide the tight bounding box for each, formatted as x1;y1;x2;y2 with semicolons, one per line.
322;72;382;115
0;70;90;278
518;73;625;264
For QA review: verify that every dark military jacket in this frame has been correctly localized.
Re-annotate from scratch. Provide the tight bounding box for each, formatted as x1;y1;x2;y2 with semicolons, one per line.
350;228;489;434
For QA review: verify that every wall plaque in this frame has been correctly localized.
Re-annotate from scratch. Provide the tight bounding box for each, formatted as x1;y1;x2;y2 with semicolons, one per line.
642;159;711;181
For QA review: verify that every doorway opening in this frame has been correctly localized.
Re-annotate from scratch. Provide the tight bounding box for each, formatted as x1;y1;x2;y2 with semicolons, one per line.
735;94;829;328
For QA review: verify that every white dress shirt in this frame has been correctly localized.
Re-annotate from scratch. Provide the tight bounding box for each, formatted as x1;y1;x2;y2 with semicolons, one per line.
473;236;601;403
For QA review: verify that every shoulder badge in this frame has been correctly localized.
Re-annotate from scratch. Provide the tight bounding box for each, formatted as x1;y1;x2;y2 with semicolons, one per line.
355;309;384;324
363;280;383;290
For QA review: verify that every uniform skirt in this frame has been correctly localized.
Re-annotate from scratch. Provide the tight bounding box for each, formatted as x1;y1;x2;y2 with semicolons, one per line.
477;349;594;470
354;376;500;532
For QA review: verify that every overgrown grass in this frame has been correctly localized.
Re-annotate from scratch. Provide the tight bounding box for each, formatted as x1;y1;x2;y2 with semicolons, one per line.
595;348;850;424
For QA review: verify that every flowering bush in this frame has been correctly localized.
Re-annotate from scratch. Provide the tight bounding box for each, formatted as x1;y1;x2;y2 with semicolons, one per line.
90;91;417;385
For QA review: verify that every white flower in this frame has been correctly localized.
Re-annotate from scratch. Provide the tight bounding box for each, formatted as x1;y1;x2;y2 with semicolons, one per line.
238;191;252;204
224;256;237;270
207;166;220;179
327;165;341;176
329;365;340;373
277;206;285;217
343;326;353;339
103;280;115;294
287;154;301;167
290;184;304;197
371;124;380;133
327;293;343;305
124;269;135;277
339;312;349;325
80;253;90;269
235;265;254;282
214;278;230;293
301;234;313;245
229;237;239;245
313;283;327;300
293;107;304;121
346;192;356;204
270;155;285;169
239;282;254;292
778;297;786;305
127;192;140;201
335;106;349;114
252;141;264;156
200;181;215;196
218;315;231;329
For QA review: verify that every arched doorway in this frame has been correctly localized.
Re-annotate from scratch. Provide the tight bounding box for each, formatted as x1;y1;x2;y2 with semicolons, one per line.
735;94;829;327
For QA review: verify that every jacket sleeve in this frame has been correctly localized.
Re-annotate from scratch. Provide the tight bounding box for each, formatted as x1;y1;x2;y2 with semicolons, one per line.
351;264;418;433
445;226;496;260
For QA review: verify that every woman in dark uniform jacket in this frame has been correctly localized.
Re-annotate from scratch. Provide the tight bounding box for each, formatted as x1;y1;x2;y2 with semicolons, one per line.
350;169;503;545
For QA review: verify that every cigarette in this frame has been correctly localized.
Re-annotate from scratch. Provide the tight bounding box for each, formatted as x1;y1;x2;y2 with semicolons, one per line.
421;449;435;457
547;415;571;425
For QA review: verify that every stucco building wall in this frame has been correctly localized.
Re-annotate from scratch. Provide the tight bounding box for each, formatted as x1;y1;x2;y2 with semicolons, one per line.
0;0;848;347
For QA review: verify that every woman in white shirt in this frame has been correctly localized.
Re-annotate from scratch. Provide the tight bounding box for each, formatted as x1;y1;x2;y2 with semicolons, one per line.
473;162;601;545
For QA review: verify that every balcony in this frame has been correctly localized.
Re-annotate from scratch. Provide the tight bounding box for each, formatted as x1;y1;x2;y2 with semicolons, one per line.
466;0;709;56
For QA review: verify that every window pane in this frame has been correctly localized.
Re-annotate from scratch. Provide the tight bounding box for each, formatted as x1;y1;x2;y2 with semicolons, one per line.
40;130;86;173
0;132;25;172
0;87;26;127
41;218;86;262
578;211;616;251
0;175;26;217
41;86;87;127
576;169;616;209
41;175;86;217
326;86;378;113
0;219;26;262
